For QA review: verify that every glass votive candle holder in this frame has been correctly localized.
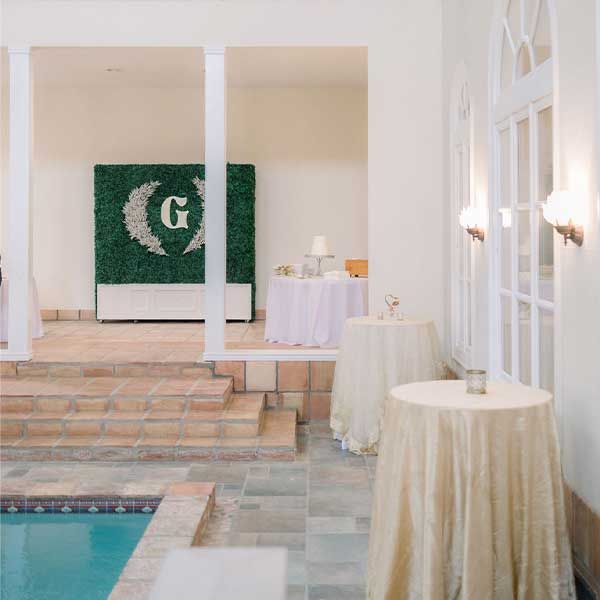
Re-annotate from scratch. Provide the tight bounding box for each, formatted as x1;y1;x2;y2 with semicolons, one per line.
466;369;487;394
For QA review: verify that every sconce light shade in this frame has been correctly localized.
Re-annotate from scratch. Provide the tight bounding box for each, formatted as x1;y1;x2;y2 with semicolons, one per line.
459;206;485;242
543;191;573;227
543;191;584;246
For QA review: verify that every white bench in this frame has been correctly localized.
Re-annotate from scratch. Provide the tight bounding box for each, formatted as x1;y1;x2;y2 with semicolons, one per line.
149;548;287;600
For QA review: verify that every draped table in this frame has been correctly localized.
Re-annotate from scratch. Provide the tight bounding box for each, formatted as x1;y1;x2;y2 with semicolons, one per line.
330;316;443;454
264;276;368;348
0;279;44;342
367;380;575;600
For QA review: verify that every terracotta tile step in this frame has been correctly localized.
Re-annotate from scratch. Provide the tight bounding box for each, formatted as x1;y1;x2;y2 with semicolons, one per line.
1;417;264;439
0;391;258;421
0;376;233;405
0;393;265;439
0;411;297;461
14;361;214;379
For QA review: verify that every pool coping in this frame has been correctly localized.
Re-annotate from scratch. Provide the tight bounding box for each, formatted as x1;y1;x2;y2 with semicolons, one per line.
0;482;216;600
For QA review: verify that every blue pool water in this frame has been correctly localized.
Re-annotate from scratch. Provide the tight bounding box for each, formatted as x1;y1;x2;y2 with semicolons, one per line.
0;513;152;600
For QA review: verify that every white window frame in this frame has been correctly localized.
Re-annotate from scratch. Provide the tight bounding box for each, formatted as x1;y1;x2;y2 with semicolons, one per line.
450;65;474;368
488;0;559;390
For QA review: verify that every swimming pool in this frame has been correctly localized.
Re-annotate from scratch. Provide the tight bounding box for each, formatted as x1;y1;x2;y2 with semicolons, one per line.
1;512;152;600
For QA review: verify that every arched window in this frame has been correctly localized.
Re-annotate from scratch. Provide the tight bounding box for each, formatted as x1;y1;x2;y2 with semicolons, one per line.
450;68;473;368
491;0;555;390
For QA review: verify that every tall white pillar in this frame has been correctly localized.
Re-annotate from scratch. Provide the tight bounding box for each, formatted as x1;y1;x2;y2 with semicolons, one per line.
6;48;33;361
203;47;227;357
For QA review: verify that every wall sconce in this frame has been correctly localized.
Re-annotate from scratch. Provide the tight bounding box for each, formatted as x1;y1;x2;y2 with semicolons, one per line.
542;191;584;246
459;206;485;242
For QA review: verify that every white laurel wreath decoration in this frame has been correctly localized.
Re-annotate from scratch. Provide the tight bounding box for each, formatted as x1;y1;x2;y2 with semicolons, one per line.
122;181;168;256
183;176;206;255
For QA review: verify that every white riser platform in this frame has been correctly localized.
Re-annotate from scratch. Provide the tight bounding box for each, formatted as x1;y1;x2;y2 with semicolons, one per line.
97;283;252;321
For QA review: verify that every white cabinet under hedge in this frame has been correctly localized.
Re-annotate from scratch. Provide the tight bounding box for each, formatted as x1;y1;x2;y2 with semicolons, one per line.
96;284;252;321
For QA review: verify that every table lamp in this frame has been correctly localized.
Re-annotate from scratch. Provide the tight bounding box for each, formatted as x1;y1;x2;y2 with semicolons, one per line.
305;235;334;277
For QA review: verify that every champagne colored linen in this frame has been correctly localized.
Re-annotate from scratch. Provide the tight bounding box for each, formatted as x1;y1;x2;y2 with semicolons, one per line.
264;276;368;348
368;380;575;600
330;317;444;454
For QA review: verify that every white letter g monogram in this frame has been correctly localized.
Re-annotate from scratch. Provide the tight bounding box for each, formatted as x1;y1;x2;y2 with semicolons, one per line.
161;196;189;230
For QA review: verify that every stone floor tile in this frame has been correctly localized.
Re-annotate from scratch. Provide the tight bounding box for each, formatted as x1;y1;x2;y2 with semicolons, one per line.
306;533;369;564
256;532;306;551
307;517;359;534
267;463;307;475
306;561;365;585
187;464;249;484
242;496;307;510
355;517;371;533
307;584;366;599
233;509;306;533
287;550;307;585
244;474;307;497
310;465;370;486
129;465;190;481
247;465;270;478
309;484;372;517
287;585;307;600
0;428;380;595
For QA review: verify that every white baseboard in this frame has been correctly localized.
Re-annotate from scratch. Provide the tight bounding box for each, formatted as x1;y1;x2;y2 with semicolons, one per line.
204;349;338;362
0;350;32;361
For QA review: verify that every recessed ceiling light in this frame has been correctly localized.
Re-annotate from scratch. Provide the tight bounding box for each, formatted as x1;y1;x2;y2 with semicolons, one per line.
105;68;122;73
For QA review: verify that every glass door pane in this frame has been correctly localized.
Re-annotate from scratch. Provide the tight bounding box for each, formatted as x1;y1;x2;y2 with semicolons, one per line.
518;209;531;294
502;296;512;375
517;118;530;207
539;208;554;301
501;219;512;290
540;309;554;391
538;106;554;301
519;302;532;384
500;129;511;208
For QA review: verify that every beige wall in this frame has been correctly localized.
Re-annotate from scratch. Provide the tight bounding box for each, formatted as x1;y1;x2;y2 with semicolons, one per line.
27;84;366;309
442;0;600;514
368;0;445;333
0;0;448;339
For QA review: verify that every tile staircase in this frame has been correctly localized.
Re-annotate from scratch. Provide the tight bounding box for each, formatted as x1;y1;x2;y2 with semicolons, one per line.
0;361;297;461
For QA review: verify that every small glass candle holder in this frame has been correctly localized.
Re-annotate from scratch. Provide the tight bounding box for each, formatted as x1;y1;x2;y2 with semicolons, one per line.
466;369;487;394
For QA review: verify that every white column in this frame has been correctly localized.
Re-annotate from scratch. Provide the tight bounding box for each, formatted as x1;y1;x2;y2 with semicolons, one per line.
203;47;227;357
6;48;33;361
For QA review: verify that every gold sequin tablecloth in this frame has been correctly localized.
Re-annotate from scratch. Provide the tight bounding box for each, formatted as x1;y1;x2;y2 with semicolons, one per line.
330;316;443;455
367;380;575;600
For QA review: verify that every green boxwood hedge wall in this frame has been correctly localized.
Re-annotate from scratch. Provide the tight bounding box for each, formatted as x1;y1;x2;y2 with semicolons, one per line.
94;163;255;316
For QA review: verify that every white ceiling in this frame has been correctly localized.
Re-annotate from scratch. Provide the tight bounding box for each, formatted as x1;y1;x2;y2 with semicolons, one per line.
29;46;367;88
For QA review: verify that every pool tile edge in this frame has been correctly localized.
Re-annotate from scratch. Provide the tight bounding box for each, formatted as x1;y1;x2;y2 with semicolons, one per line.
108;482;216;600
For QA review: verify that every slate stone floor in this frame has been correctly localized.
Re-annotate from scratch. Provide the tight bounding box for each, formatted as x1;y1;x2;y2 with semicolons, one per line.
0;422;376;600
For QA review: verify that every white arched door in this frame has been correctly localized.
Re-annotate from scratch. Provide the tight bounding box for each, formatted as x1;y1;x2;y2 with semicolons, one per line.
491;0;556;390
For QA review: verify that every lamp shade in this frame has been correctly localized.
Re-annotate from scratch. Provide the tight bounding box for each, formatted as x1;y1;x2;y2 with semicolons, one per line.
543;191;575;227
459;206;485;229
309;235;332;256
